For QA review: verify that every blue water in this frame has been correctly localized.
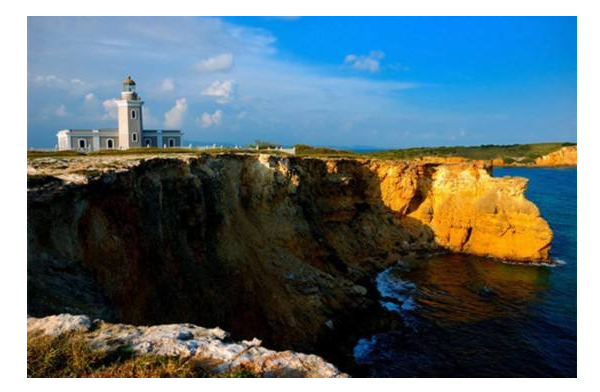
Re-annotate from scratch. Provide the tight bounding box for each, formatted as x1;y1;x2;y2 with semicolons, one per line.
355;168;577;377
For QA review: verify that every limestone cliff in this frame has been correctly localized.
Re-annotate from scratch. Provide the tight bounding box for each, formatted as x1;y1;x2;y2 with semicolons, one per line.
491;146;577;167
534;146;577;166
406;163;552;260
27;153;552;358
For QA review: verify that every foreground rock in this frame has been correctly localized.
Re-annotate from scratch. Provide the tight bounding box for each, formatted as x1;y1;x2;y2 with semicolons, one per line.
27;153;552;353
27;314;347;378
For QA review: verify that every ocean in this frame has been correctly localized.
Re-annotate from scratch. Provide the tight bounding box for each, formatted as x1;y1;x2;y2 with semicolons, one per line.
354;167;577;377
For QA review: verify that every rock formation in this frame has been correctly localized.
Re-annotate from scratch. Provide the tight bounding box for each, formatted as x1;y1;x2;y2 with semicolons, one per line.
27;314;347;378
407;163;552;260
534;146;577;166
27;153;553;358
490;146;577;167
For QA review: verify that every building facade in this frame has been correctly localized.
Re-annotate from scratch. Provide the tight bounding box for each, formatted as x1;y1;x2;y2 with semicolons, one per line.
57;76;183;151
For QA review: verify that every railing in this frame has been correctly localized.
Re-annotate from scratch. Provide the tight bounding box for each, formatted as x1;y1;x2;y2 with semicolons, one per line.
184;145;296;155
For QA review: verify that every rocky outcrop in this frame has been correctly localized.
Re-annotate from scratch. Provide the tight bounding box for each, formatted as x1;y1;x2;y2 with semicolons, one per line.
490;146;577;167
27;153;552;358
534;146;577;167
407;163;552;260
27;314;346;378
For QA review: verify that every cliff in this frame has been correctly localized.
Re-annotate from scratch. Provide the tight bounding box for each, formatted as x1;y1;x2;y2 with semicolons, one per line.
534;146;577;166
27;153;552;359
27;314;346;377
491;146;577;167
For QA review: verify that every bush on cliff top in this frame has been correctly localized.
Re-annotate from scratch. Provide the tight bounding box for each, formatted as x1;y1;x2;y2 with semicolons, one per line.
27;332;257;378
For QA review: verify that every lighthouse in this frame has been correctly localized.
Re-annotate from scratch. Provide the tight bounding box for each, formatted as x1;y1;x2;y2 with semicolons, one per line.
56;74;182;151
116;75;143;149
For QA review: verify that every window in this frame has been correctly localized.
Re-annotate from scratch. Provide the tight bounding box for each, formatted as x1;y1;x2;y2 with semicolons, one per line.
132;132;138;142
78;139;86;149
131;109;136;119
106;139;114;149
145;139;151;147
168;138;175;147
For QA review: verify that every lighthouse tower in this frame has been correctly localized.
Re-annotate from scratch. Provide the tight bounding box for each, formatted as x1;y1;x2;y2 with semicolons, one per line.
117;75;144;149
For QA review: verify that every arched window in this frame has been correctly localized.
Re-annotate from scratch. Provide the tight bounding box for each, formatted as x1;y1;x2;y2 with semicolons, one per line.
131;109;136;119
106;139;114;149
78;139;86;149
132;132;138;142
168;138;175;147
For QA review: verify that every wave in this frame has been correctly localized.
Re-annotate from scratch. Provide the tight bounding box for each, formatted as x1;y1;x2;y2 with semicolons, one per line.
497;257;567;268
353;336;377;363
375;265;418;314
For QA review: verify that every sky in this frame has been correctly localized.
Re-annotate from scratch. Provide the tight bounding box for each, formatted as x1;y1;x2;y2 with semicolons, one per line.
27;16;577;149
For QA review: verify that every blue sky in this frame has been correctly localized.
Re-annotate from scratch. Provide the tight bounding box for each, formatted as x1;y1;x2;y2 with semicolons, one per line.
27;16;576;149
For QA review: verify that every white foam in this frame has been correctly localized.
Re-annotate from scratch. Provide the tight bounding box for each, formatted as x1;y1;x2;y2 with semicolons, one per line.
380;301;401;313
375;267;416;300
353;336;377;362
375;266;418;313
553;258;567;266
497;258;566;268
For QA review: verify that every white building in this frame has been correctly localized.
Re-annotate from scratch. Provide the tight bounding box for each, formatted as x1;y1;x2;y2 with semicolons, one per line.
57;75;183;151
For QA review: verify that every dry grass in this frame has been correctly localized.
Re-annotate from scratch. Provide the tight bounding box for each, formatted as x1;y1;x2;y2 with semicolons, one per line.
27;147;293;160
27;331;257;378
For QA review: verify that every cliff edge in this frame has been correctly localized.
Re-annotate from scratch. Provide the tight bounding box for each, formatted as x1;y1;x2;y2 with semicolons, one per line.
534;146;577;166
27;154;553;356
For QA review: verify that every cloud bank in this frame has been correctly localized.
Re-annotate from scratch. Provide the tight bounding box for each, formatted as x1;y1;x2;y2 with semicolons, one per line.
27;17;429;148
164;98;187;129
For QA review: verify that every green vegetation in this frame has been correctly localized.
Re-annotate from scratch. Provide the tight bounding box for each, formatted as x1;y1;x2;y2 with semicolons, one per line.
296;142;574;162
27;142;575;163
367;143;573;161
27;331;257;378
294;144;357;158
248;139;282;149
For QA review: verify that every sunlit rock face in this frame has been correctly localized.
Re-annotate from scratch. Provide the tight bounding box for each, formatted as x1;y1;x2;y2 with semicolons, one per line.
408;162;552;261
27;154;552;353
534;146;577;166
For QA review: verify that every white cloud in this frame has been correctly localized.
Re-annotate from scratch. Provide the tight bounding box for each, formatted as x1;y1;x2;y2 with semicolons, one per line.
28;17;428;148
197;110;223;128
344;51;385;73
84;93;95;103
160;78;175;93
202;80;235;104
142;107;160;128
34;74;87;90
102;99;118;119
195;53;235;72
164;98;187;128
55;105;68;117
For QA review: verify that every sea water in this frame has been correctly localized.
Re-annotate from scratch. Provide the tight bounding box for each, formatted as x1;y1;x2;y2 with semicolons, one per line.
354;167;577;377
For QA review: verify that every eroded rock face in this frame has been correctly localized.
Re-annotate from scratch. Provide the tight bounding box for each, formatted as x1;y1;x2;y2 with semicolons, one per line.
534;146;577;167
27;154;552;355
408;163;552;261
27;314;347;378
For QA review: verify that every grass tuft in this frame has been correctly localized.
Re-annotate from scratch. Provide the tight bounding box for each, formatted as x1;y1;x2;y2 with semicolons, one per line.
27;331;258;378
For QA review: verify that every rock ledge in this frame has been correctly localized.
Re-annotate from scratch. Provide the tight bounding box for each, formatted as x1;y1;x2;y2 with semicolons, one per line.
27;314;347;378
